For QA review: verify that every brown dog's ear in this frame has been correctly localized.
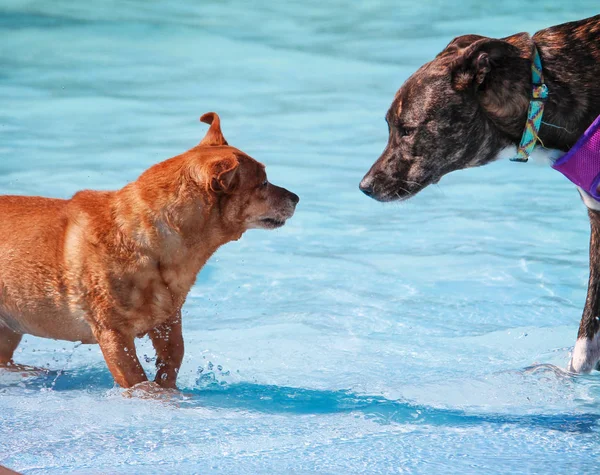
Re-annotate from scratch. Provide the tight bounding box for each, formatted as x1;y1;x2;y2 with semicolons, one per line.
450;38;523;90
199;112;229;146
206;156;239;193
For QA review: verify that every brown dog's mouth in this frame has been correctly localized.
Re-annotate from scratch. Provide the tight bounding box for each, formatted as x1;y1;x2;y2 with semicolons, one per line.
258;217;287;228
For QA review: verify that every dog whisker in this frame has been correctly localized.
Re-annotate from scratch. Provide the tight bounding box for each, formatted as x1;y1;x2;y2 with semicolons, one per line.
395;185;412;195
433;184;446;196
401;180;421;187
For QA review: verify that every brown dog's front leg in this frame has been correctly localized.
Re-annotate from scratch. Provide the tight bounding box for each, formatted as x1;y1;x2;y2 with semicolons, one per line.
569;209;600;373
0;327;22;365
149;314;184;389
94;328;148;388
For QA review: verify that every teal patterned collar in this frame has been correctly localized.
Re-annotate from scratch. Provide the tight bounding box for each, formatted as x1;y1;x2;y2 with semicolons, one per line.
511;45;549;162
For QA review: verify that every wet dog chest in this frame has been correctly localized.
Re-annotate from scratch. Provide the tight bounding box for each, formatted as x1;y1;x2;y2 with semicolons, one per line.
116;270;177;333
115;262;193;335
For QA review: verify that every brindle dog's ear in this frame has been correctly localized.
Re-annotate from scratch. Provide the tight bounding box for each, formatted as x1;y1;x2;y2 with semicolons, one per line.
450;38;522;90
450;36;530;120
437;34;486;58
206;157;239;193
199;112;229;146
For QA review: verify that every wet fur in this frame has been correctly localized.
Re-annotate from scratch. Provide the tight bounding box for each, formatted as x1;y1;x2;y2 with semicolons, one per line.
0;113;299;389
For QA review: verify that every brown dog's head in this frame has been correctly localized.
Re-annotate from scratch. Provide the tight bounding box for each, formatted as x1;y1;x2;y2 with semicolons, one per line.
193;112;299;231
360;34;532;202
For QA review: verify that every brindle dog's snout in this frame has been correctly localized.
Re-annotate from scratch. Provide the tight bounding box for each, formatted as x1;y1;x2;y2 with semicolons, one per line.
359;163;392;201
359;177;375;197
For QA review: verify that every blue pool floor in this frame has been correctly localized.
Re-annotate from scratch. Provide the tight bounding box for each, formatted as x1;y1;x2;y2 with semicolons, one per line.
2;1;600;473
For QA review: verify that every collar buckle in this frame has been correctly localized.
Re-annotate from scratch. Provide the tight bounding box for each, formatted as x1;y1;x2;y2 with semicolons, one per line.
510;155;529;163
531;83;549;102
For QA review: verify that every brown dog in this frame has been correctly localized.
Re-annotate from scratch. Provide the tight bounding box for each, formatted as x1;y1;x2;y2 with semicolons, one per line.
0;112;299;389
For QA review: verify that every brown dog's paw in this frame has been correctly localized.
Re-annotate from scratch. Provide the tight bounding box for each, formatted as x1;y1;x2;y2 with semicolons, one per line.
0;362;49;378
122;381;180;400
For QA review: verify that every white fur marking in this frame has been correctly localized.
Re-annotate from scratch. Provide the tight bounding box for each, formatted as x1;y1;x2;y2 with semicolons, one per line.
577;187;600;212
568;333;600;373
496;145;518;162
530;147;563;165
496;145;563;165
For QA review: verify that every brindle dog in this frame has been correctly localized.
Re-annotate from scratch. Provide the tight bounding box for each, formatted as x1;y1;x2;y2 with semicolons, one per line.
360;15;600;372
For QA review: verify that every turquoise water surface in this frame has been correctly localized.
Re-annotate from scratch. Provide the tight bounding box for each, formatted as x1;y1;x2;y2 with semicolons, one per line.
2;1;600;473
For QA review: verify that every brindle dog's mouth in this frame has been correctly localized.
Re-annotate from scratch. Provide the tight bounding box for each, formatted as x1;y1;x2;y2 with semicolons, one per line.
363;175;440;202
370;183;421;202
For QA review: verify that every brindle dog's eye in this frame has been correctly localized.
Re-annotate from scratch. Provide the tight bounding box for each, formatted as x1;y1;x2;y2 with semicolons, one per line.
398;126;414;137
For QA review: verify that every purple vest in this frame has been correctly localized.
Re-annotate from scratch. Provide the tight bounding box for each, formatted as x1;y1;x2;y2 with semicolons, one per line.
552;115;600;199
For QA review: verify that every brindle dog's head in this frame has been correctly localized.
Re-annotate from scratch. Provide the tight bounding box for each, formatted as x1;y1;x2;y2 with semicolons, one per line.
196;112;299;230
360;34;532;201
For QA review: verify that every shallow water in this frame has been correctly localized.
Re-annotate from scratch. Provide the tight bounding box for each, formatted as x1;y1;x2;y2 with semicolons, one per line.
2;1;600;473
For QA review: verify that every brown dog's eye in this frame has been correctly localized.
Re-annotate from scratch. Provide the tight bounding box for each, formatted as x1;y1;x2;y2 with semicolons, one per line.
261;179;268;188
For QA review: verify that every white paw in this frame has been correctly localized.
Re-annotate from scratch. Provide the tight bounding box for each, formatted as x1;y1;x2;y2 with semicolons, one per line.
568;335;600;373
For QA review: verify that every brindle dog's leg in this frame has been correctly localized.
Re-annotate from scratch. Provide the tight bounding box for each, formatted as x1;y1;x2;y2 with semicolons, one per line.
569;209;600;373
149;314;184;389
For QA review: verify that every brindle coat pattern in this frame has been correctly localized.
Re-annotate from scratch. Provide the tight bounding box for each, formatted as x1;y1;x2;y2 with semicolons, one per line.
360;15;600;371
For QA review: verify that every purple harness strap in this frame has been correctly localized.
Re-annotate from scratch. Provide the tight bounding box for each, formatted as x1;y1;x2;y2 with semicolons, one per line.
552;115;600;199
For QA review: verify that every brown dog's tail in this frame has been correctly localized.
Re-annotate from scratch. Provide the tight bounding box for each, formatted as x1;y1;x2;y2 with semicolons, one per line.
199;112;228;146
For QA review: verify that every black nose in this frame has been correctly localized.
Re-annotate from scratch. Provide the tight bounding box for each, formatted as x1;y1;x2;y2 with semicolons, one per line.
290;192;300;205
359;181;374;197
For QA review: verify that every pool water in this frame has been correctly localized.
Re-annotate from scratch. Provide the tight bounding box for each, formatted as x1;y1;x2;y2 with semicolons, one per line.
2;1;600;473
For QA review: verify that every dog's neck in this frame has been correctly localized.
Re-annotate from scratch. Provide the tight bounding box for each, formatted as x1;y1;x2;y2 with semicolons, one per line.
498;18;600;152
112;168;241;276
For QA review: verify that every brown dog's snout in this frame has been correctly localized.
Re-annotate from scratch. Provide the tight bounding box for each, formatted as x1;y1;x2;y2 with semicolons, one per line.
271;184;299;208
252;184;299;229
288;190;300;206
